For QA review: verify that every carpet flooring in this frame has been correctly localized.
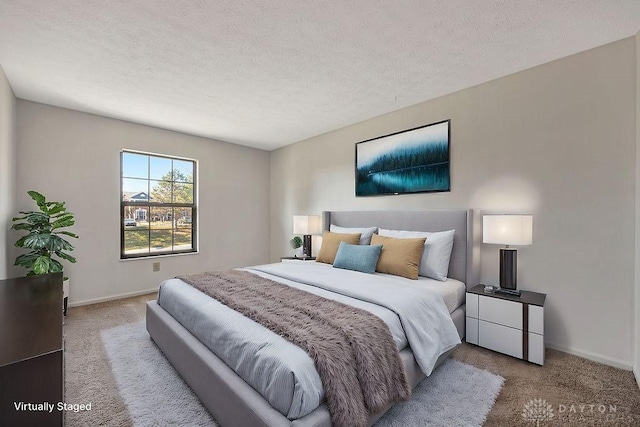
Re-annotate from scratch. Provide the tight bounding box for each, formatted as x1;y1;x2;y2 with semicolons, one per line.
100;321;502;426
64;293;640;426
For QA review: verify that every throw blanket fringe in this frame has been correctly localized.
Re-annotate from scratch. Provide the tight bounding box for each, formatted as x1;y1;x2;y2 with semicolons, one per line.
178;270;410;427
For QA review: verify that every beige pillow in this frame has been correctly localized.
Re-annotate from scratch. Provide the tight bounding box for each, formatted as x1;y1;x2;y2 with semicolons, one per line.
316;231;361;264
370;234;426;280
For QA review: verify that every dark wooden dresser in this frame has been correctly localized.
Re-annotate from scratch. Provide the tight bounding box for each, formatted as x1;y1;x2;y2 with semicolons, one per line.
0;273;64;426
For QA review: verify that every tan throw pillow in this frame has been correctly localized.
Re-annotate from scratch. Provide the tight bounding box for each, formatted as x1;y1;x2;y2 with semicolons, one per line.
370;234;426;280
316;231;361;264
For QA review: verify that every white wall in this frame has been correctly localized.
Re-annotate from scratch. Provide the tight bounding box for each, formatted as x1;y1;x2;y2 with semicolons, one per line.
16;101;271;305
271;38;637;368
0;65;16;280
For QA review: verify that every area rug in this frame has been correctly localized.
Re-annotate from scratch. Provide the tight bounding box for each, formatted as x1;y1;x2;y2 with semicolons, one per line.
101;321;503;426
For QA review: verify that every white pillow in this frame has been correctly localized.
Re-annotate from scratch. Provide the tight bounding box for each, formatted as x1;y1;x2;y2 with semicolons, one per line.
378;228;455;281
329;225;378;245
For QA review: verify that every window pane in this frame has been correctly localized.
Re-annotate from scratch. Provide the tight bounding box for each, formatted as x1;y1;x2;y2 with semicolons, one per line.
150;156;172;180
174;226;192;251
122;152;148;179
122;178;149;202
150;180;172;203
150;207;173;229
150;229;173;252
173;182;193;203
174;160;194;183
124;230;149;254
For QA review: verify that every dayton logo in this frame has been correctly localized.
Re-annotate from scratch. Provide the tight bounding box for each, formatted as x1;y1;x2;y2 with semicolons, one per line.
523;399;555;426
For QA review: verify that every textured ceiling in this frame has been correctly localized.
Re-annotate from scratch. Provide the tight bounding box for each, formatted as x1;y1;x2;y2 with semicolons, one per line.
1;1;639;150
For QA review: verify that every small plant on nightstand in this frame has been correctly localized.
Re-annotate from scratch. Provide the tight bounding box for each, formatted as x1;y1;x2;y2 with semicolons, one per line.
289;236;303;257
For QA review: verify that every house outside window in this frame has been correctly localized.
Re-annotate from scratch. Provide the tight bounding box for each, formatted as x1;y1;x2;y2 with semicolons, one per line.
120;150;197;258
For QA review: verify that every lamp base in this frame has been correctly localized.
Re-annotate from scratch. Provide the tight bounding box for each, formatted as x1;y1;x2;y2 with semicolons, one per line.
302;235;312;258
499;248;518;290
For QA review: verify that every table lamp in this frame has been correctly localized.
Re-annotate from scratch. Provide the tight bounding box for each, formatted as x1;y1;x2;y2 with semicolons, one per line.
483;215;533;296
293;215;322;258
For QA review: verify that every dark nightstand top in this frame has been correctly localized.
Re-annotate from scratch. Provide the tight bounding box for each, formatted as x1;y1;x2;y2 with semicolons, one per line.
467;284;546;307
281;256;316;261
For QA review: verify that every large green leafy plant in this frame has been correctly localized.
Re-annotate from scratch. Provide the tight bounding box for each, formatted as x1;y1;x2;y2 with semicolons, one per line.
11;191;78;276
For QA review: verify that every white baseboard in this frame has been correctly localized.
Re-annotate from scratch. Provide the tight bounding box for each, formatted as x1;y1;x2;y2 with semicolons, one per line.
634;366;640;390
68;287;158;308
546;341;632;371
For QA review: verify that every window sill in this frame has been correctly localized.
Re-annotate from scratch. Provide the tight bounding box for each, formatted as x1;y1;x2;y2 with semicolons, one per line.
119;251;199;261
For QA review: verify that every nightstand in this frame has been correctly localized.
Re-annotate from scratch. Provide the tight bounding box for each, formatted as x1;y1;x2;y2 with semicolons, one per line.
280;256;316;262
466;284;546;365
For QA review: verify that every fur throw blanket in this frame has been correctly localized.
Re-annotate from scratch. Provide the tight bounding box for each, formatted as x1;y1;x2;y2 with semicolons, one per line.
178;270;410;427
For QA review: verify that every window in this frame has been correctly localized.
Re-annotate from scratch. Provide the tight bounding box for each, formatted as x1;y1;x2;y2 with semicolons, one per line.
120;151;197;258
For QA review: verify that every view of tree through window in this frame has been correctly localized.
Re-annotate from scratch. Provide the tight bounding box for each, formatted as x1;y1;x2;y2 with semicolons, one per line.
120;151;197;258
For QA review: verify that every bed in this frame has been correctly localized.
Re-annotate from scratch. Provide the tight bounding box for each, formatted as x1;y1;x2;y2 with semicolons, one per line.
146;209;478;426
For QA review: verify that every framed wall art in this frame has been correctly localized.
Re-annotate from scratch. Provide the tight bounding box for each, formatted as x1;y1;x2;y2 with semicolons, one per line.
355;119;450;196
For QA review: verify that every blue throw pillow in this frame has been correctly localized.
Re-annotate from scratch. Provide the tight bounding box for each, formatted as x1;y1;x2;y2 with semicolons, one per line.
332;241;383;274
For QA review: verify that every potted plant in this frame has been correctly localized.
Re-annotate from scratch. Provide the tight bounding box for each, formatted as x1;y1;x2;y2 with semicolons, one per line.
11;191;78;314
289;236;303;257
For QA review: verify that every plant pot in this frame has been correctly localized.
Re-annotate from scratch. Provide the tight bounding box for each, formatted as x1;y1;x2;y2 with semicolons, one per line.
294;247;304;258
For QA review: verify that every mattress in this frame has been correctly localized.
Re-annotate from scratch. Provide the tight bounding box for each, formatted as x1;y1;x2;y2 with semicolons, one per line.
156;262;461;420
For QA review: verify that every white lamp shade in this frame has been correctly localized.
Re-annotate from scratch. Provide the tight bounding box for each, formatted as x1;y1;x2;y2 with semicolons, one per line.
293;215;322;235
483;215;533;246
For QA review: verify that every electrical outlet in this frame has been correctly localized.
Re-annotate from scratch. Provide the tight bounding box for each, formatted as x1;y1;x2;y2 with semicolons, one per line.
153;262;160;272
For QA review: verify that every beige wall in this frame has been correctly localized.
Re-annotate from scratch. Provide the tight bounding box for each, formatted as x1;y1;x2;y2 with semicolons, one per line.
0;65;16;280
15;100;271;305
271;38;637;367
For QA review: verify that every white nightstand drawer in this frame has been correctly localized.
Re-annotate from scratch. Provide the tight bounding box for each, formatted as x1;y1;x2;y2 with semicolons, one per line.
528;332;544;365
466;317;478;345
466;293;479;319
528;305;544;335
479;296;522;329
478;320;523;359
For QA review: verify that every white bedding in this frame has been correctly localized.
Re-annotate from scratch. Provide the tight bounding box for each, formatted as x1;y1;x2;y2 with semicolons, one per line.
411;275;466;314
156;262;462;420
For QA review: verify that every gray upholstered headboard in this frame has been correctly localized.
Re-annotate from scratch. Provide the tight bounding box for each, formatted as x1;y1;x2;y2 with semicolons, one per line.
323;210;478;288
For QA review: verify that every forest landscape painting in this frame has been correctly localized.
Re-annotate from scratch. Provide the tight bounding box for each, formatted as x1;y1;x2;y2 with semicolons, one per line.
355;120;450;196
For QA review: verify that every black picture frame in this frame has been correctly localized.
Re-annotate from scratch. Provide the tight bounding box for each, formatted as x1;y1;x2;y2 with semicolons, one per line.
355;119;451;196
